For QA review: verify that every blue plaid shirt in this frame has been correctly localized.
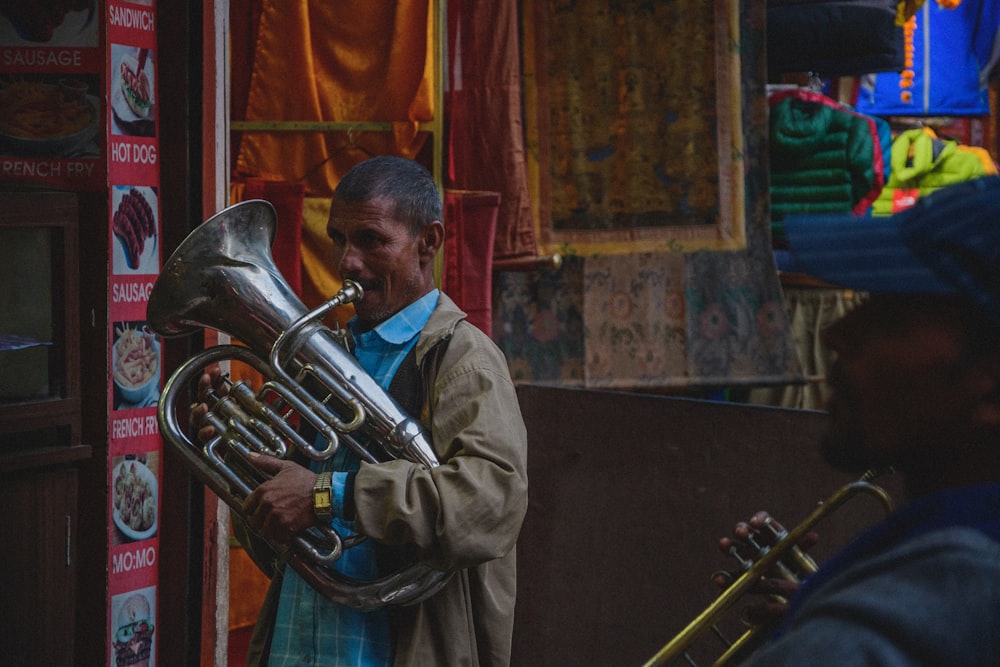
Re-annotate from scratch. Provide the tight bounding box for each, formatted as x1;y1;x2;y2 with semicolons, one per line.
266;290;439;666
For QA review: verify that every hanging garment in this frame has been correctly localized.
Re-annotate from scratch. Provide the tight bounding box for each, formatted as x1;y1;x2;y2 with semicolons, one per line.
872;126;998;215
855;0;1000;117
234;2;434;197
442;190;500;337
767;0;905;77
768;89;886;225
446;0;536;260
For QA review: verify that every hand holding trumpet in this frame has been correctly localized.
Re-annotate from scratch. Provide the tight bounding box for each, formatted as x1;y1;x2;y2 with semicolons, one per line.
713;511;820;627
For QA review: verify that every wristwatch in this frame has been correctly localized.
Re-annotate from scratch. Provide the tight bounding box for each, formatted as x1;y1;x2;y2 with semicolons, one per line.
312;471;333;522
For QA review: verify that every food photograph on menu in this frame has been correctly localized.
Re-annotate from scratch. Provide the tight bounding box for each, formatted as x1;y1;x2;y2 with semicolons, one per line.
111;587;156;667
0;0;99;47
112;184;158;274
111;453;158;543
110;43;155;137
112;320;160;410
0;73;101;158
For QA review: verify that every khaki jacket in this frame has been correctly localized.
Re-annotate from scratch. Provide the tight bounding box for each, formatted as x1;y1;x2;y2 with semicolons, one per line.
246;293;528;666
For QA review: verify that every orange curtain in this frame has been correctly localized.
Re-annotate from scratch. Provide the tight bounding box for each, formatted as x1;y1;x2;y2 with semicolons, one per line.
234;0;434;197
230;0;538;329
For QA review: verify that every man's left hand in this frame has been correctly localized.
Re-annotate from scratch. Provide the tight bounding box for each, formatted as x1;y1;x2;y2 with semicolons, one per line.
243;454;320;544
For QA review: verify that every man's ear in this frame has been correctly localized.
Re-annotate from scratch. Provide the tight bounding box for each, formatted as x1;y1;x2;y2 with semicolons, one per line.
419;220;445;263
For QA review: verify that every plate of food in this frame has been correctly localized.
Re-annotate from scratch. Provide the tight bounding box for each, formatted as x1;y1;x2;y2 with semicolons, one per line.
112;50;155;136
112;459;158;542
112;186;158;274
0;80;99;156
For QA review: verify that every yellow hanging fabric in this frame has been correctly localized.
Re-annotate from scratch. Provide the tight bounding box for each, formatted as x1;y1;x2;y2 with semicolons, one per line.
235;1;434;197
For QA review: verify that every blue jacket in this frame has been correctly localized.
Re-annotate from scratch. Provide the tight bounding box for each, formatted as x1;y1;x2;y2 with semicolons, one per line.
856;1;1000;116
745;483;1000;666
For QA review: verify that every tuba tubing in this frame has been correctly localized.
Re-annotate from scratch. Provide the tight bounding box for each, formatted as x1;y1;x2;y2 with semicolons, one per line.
643;469;894;667
148;200;452;610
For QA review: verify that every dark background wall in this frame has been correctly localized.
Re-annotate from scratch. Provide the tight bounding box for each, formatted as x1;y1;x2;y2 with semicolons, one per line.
512;384;902;666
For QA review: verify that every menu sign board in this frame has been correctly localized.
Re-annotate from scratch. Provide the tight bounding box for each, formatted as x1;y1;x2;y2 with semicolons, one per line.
1;3;163;664
0;2;104;190
107;2;160;666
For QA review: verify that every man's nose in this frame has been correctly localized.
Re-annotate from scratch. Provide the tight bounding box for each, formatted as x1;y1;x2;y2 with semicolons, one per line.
338;244;362;274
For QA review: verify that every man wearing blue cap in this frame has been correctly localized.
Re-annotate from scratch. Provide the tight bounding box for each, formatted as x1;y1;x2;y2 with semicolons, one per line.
724;176;1000;665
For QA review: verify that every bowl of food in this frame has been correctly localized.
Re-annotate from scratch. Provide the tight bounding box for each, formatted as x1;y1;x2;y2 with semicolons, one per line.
58;77;89;100
112;459;158;541
113;326;160;407
0;80;99;156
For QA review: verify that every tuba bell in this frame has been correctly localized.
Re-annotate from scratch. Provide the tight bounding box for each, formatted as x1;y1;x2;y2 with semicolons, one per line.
147;200;451;610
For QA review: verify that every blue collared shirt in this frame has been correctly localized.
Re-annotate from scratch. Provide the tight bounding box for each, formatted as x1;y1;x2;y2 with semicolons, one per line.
266;290;439;667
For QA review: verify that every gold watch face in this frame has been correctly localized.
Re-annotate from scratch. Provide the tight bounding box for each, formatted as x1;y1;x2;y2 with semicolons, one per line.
313;472;333;518
314;489;332;510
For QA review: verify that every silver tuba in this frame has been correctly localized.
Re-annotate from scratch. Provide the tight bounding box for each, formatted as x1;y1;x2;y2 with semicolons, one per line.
147;200;452;610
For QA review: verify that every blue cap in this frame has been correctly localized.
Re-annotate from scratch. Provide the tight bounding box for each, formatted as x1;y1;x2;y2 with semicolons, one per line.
785;176;1000;324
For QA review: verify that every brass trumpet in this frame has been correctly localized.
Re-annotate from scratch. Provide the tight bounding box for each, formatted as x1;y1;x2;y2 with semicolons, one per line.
644;470;894;667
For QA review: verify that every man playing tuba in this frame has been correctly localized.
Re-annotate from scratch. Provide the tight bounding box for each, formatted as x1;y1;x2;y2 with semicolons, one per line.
190;156;528;666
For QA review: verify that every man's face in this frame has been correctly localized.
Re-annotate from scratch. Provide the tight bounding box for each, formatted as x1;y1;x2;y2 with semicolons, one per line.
327;197;434;328
819;296;979;473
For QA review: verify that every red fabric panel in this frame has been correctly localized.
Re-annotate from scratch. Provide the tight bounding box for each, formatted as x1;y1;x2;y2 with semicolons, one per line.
446;0;536;260
242;179;305;297
228;0;262;171
443;190;500;337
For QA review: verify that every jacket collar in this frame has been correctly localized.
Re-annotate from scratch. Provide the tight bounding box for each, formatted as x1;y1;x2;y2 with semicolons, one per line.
414;291;467;365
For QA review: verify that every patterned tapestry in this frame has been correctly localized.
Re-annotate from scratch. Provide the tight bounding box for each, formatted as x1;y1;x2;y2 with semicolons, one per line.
493;0;804;390
522;0;746;255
